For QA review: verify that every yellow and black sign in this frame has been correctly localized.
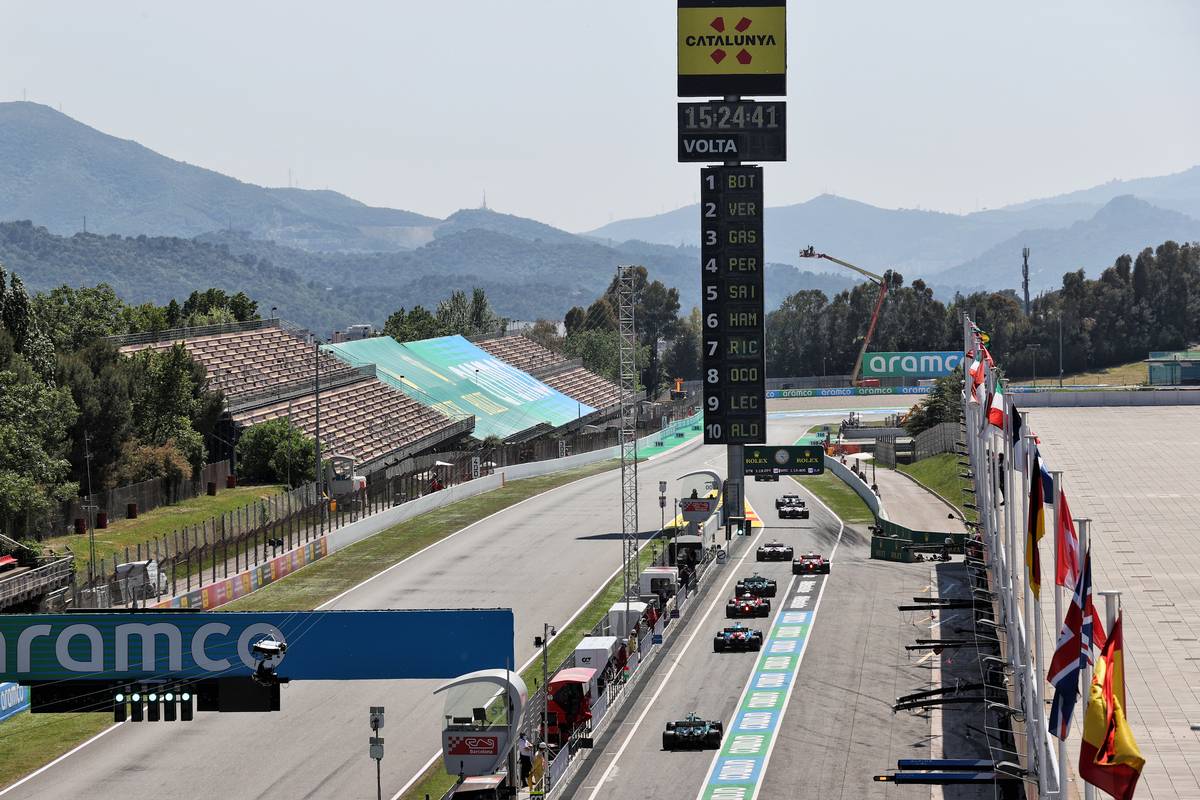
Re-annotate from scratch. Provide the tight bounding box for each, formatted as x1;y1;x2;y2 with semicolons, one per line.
678;0;786;97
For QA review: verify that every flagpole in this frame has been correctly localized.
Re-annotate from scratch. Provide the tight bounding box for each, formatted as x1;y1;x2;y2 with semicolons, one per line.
1000;386;1019;674
1051;469;1066;798
1022;424;1039;795
1078;518;1095;800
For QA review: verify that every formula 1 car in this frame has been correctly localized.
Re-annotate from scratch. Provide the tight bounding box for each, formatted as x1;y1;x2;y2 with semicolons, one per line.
778;499;809;520
792;552;831;575
775;493;802;510
726;591;771;619
735;573;777;598
756;540;794;562
663;714;723;750
713;623;764;652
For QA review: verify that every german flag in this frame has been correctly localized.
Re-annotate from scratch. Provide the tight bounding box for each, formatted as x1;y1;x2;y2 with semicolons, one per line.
1079;613;1145;800
1026;447;1046;599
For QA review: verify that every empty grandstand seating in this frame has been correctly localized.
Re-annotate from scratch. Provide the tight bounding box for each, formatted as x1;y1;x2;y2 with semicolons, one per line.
116;320;471;471
543;366;620;411
230;376;466;467
476;334;622;411
121;324;357;405
476;334;566;373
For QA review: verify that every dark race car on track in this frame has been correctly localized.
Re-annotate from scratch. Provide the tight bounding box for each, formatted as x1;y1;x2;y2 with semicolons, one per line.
663;714;723;750
778;499;809;520
775;493;802;510
756;540;794;562
793;551;831;575
726;591;771;618
713;623;764;652
735;573;777;598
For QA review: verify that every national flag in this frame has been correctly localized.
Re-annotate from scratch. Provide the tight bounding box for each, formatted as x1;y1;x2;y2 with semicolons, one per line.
1011;403;1027;470
988;383;1006;428
1079;614;1145;800
1048;545;1095;738
1056;490;1081;588
968;351;985;386
1026;446;1046;598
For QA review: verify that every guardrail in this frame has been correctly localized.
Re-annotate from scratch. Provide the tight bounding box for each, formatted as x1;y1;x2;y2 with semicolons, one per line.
0;556;74;609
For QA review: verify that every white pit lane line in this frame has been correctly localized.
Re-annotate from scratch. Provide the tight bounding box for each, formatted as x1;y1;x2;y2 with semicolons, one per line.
691;480;847;800
581;523;774;800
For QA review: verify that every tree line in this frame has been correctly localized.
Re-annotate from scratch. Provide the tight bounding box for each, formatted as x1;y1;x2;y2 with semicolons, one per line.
0;265;258;538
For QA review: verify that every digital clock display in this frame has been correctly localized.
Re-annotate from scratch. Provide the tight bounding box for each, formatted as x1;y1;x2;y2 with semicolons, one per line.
678;101;786;163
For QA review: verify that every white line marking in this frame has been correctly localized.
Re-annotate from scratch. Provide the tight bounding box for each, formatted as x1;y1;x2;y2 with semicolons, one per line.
691;470;847;800
389;452;704;800
0;721;126;797
0;453;690;799
582;526;773;800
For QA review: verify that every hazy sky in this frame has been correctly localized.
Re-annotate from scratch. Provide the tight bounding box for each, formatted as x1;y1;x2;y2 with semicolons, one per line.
3;1;1199;232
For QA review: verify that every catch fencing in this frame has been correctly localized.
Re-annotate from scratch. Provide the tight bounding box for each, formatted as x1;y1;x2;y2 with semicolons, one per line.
912;421;958;461
73;406;701;609
32;461;231;539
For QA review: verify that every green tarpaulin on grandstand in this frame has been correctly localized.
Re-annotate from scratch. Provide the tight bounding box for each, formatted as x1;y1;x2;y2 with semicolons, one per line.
324;335;595;441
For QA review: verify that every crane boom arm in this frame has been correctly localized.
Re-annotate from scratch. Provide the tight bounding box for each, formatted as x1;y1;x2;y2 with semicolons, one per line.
798;247;884;283
798;246;890;384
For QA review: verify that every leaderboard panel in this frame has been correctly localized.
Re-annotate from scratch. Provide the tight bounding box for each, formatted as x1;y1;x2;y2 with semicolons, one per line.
701;165;766;445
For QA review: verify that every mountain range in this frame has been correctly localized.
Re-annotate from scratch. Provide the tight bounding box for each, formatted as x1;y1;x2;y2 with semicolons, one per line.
1;100;1199;330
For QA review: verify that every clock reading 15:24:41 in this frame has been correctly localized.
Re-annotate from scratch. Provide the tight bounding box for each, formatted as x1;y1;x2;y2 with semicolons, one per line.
679;100;783;131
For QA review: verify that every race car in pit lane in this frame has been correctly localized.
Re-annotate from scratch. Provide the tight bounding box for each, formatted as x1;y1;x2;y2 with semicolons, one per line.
713;622;763;652
663;714;723;750
778;499;809;520
793;551;831;575
735;573;777;598
756;540;794;561
726;591;771;618
775;493;802;510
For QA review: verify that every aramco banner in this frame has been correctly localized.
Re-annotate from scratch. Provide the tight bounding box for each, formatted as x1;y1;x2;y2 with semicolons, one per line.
861;351;965;379
0;609;513;682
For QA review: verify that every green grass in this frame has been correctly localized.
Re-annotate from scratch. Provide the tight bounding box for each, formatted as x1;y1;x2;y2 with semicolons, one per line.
226;461;621;612
1022;358;1146;387
0;711;113;789
0;461;624;793
42;484;286;580
792;472;873;524
400;535;666;800
898;453;976;522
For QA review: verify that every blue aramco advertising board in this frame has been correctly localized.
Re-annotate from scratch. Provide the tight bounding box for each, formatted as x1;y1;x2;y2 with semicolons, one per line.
0;609;514;683
861;351;965;379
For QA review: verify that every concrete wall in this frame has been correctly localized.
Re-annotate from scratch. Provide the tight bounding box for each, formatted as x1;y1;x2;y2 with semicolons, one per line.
824;455;885;519
1015;388;1200;407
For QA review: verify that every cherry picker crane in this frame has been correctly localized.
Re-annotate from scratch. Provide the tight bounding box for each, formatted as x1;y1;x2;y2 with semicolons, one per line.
799;246;893;385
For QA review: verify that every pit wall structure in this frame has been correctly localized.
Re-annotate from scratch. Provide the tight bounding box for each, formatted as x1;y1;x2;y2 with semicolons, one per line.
152;413;703;611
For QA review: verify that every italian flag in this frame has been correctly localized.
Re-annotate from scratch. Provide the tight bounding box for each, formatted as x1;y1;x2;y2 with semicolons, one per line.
988;383;1006;428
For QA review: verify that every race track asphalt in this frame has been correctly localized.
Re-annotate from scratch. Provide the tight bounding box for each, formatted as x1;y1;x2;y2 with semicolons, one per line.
565;409;932;800
2;400;918;800
0;438;727;800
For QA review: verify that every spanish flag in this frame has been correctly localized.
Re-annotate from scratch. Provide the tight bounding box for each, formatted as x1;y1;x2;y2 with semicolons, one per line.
1079;614;1145;800
1026;447;1046;599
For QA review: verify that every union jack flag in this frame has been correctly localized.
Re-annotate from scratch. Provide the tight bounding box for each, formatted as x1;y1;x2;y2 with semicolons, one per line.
1047;546;1105;738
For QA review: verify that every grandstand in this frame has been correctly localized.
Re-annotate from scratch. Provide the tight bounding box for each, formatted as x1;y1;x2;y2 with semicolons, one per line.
475;333;622;413
114;319;473;473
325;334;606;442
